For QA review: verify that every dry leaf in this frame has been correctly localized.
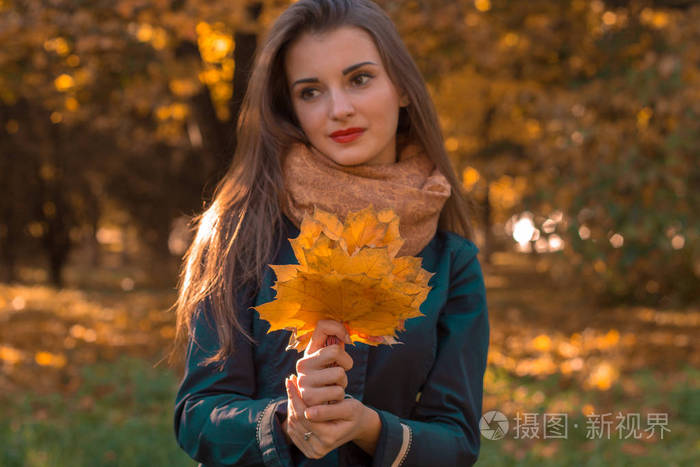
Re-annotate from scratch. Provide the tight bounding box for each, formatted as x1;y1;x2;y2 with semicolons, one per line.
254;206;433;351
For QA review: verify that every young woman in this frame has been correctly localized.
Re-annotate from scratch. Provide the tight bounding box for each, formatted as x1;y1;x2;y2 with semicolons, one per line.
172;0;489;465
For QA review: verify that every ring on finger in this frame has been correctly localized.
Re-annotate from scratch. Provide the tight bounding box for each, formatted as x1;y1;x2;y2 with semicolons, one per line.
304;431;314;441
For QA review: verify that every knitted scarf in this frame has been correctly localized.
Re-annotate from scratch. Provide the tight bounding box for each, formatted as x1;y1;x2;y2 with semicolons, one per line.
280;141;451;256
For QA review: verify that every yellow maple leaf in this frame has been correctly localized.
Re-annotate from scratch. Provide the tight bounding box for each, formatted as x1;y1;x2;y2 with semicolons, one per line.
254;206;433;351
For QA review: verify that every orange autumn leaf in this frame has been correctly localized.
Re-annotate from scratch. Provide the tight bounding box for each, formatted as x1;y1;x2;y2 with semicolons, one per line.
254;206;433;351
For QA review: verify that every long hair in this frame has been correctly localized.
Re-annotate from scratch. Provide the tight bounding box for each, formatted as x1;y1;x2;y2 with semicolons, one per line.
171;0;476;365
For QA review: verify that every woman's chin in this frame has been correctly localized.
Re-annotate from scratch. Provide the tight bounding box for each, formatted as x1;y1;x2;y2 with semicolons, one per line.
315;146;371;167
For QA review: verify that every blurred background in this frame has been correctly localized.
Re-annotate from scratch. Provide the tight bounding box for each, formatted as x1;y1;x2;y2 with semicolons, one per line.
1;0;698;465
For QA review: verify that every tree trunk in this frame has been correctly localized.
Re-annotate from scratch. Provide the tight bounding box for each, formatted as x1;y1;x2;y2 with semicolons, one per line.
178;2;262;199
482;182;492;265
228;2;263;159
40;111;72;288
0;231;18;282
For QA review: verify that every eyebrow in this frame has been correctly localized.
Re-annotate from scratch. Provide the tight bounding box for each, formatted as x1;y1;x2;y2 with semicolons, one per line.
290;61;378;88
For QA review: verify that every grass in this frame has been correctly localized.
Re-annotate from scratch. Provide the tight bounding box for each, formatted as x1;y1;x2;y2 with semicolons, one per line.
476;365;700;466
2;357;697;466
1;356;194;467
1;249;698;465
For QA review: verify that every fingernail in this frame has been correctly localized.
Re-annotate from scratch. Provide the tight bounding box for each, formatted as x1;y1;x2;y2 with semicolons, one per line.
305;408;315;419
344;334;352;345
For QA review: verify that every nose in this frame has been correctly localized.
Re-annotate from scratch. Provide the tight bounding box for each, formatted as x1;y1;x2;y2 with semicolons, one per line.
328;89;355;120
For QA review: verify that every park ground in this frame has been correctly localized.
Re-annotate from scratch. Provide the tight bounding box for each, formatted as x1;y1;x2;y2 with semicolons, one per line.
1;251;698;466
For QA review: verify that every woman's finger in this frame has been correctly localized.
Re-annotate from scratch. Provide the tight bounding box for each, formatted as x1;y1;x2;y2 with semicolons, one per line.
303;398;355;423
306;319;352;355
317;345;353;371
297;345;354;373
286;378;313;441
297;383;346;407
286;376;326;459
286;375;308;418
297;366;348;390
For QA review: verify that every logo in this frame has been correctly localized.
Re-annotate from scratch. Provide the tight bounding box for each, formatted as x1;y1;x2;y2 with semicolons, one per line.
480;410;509;440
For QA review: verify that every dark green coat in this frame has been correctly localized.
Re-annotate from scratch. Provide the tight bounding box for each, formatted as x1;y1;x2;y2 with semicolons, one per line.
174;215;489;466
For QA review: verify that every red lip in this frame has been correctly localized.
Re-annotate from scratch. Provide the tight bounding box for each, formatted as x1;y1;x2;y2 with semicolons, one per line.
330;127;365;144
330;127;364;137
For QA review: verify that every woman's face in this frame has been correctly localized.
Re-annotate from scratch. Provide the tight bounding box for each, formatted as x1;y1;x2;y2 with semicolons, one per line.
284;26;408;166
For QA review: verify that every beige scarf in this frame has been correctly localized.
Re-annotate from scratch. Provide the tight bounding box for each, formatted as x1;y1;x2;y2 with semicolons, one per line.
280;141;451;256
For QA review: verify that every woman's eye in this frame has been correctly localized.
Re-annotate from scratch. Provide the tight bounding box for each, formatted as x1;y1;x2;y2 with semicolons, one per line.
351;73;373;86
300;88;319;100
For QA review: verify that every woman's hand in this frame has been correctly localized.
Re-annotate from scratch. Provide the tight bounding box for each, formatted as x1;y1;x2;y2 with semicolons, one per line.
295;320;354;406
283;319;380;458
285;374;381;459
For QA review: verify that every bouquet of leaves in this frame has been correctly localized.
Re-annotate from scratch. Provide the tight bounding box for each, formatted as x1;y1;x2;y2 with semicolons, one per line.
254;206;433;351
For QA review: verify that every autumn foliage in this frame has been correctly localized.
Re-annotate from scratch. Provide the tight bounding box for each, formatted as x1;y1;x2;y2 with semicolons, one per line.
1;1;698;301
254;207;432;351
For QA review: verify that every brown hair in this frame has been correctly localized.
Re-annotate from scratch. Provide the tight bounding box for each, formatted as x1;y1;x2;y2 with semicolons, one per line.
170;0;475;365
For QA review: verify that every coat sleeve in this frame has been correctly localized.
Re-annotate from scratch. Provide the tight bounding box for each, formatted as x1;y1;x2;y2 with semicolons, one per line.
370;241;490;467
173;296;294;467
